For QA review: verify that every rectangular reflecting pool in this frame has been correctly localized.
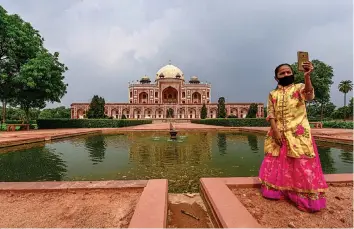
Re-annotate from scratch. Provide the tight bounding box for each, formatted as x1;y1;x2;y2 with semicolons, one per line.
0;132;352;192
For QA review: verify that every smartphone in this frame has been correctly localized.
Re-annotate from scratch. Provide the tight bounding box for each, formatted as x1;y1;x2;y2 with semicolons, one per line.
297;51;309;72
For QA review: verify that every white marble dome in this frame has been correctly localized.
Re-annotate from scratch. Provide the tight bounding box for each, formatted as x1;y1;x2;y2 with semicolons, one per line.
156;64;184;80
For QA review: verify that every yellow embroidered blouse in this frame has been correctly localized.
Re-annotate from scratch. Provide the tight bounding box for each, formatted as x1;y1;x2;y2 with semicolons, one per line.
264;83;315;158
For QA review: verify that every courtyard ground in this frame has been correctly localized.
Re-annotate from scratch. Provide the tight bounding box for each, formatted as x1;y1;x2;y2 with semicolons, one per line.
0;189;142;228
232;183;353;228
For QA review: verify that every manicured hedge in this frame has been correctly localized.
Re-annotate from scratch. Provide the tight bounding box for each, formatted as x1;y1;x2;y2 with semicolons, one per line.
191;118;270;127
322;121;353;129
308;117;333;122
192;118;353;129
37;119;152;129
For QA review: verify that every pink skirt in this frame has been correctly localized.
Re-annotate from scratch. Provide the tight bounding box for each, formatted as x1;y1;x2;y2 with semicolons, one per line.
259;137;328;212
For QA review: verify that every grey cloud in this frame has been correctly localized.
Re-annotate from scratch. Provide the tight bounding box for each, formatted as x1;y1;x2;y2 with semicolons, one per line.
0;0;352;108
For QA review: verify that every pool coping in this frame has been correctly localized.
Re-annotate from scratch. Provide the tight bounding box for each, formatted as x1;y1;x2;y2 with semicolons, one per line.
238;127;353;145
0;130;102;148
0;179;168;228
200;173;353;228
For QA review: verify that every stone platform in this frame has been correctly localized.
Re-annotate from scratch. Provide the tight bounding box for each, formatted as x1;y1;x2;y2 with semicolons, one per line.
200;173;353;228
0;179;168;228
0;174;352;228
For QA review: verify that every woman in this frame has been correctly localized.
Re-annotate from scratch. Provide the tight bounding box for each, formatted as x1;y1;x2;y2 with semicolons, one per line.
259;61;328;212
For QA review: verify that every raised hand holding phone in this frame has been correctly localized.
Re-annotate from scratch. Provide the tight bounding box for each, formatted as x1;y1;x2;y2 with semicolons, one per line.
297;51;309;72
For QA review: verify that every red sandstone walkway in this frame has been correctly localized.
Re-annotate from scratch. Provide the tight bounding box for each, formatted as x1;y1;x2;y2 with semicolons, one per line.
113;123;239;130
0;129;101;148
239;127;353;144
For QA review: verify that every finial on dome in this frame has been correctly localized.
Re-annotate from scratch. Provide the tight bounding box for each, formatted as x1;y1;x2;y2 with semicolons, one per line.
168;59;171;65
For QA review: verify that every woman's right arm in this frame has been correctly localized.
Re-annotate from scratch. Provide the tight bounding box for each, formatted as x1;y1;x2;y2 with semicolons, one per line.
266;93;282;146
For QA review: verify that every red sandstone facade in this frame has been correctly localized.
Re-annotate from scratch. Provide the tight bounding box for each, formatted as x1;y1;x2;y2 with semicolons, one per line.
71;64;264;119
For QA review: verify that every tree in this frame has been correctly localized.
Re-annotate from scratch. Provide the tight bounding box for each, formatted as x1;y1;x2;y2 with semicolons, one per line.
11;51;68;122
291;59;334;120
87;95;106;119
338;80;353;119
166;108;174;118
217;97;226;118
246;103;258;118
349;97;353;113
307;102;336;120
331;106;351;120
0;106;39;121
0;6;43;123
38;106;71;119
201;103;207;119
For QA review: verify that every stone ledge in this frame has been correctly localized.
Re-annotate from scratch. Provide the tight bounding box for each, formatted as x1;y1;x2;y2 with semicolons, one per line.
0;130;102;148
223;173;353;188
129;179;168;228
200;173;353;228
46;130;101;141
200;178;261;228
0;180;148;191
0;137;45;148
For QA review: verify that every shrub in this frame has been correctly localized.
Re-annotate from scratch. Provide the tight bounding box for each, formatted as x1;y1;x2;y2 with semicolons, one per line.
191;118;269;127
322;121;353;129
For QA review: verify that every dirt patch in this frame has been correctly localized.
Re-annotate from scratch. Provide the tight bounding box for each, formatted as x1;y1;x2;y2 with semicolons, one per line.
0;188;142;228
168;193;213;228
232;183;353;228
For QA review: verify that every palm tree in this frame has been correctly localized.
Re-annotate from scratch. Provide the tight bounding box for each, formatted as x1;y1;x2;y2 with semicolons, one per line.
338;80;353;119
338;80;353;106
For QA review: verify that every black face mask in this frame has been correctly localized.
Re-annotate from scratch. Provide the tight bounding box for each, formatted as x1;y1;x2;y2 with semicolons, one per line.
277;75;294;86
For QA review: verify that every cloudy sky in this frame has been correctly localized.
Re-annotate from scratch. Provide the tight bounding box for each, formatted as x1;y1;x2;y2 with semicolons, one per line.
1;0;353;107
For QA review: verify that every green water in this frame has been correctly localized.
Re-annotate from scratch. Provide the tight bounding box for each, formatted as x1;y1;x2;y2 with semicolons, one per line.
0;132;352;192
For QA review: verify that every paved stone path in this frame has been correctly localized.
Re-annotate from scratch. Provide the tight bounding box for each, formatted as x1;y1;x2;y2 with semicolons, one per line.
239;127;353;144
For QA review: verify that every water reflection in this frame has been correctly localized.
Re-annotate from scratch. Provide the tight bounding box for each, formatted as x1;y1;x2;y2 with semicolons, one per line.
0;146;67;181
340;148;353;164
85;135;107;165
128;132;212;166
217;133;227;155
318;147;336;173
247;135;259;152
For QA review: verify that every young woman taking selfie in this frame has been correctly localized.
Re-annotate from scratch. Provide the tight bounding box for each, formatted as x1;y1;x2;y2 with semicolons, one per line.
259;61;328;212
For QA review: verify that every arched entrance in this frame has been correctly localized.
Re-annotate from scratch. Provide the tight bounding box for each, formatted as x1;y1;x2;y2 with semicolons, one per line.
122;109;130;119
144;108;152;118
162;86;178;104
192;92;201;104
155;108;163;119
77;109;85;119
210;108;217;118
177;108;185;119
111;109;119;119
139;92;148;104
188;108;197;119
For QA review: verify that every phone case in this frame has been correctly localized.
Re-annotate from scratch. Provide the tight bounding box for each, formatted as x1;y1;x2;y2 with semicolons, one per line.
297;51;309;72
